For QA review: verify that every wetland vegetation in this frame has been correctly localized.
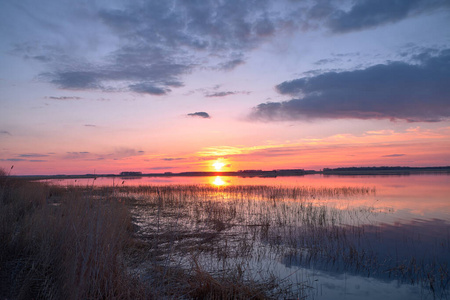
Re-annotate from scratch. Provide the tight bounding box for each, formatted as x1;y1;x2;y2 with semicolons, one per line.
1;169;449;299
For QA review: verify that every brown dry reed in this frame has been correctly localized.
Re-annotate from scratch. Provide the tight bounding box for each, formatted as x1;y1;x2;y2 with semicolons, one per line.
0;170;145;300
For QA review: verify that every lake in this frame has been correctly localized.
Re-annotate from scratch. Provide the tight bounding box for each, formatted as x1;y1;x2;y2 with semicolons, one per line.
44;174;450;299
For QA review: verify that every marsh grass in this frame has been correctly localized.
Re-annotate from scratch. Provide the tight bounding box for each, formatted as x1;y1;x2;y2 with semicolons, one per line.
2;172;448;299
0;172;145;299
114;184;448;298
112;184;380;298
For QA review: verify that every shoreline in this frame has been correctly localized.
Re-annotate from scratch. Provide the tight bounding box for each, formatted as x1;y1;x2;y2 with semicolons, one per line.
9;166;450;180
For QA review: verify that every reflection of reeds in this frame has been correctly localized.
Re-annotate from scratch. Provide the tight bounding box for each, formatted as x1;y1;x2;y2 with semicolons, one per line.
116;184;448;298
118;184;381;298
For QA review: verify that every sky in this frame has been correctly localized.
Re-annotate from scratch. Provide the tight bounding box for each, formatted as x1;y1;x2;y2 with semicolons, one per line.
1;0;450;175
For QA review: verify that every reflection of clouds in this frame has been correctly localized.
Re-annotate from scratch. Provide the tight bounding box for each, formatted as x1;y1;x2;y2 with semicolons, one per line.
298;267;424;300
282;218;450;293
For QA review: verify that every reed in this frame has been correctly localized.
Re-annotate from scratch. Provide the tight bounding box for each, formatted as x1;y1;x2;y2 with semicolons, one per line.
114;183;447;298
0;171;145;299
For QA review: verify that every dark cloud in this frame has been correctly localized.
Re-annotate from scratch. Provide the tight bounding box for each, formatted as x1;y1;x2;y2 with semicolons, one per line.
129;83;169;95
45;71;102;90
314;58;340;65
19;153;49;158
0;130;12;136
382;154;405;157
25;0;286;95
327;0;450;33
42;54;191;92
254;17;275;36
187;112;211;119
162;157;185;161
205;90;251;97
206;91;236;98
1;158;27;162
29;160;47;162
148;166;175;171
218;58;246;71
9;0;449;98
251;49;450;122
84;124;96;127
66;152;89;154
307;1;335;20
48;96;82;100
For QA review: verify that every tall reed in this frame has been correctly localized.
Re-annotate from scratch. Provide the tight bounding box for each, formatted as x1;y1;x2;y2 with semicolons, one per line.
0;171;145;299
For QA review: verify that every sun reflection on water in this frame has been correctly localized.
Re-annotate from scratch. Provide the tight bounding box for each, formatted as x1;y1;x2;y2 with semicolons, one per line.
211;176;227;186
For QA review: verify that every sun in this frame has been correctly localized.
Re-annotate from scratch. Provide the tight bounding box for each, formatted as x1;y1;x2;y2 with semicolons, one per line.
212;160;226;171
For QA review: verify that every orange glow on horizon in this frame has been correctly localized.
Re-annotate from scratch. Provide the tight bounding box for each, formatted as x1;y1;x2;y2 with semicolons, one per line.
2;126;450;175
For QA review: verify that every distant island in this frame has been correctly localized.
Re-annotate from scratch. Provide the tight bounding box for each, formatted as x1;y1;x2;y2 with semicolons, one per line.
9;166;450;180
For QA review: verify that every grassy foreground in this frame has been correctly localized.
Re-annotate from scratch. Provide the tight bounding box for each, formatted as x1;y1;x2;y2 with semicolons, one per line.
2;169;447;299
0;170;147;299
0;170;282;299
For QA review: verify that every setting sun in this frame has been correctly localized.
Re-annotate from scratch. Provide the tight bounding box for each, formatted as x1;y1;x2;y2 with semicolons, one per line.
212;161;226;171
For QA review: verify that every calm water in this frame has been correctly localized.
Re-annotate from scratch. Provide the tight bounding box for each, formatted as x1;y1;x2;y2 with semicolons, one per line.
48;173;450;222
46;174;450;299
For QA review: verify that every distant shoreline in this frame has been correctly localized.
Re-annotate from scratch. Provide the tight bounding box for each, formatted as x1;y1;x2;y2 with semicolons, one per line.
9;166;450;180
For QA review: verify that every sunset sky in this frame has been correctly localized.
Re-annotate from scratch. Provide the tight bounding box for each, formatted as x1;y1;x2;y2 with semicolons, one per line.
1;0;450;175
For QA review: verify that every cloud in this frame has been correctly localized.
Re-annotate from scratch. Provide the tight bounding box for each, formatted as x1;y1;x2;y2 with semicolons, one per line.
218;58;246;71
7;0;449;98
84;124;96;127
206;91;236;98
129;83;169;95
382;154;405;157
45;71;102;90
0;130;12;136
251;49;450;122
187;112;211;119
13;1;289;95
47;96;82;100
19;153;49;158
254;17;275;36
148;166;175;171
110;148;144;159
205;90;251;98
0;158;27;162
162;157;185;161
64;152;91;159
314;58;340;66
327;0;450;33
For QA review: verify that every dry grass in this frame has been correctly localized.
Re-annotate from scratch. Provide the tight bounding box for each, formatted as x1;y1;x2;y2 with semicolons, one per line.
0;170;145;300
184;258;273;300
